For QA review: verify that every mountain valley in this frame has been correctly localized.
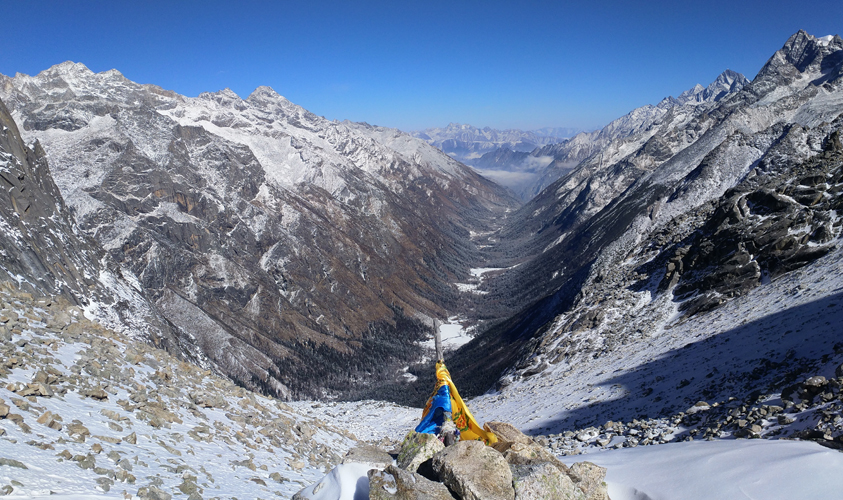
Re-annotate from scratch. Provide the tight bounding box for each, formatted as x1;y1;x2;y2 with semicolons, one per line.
0;29;842;500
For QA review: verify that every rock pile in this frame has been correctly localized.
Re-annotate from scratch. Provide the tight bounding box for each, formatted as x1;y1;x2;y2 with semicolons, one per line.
542;368;843;455
367;424;609;500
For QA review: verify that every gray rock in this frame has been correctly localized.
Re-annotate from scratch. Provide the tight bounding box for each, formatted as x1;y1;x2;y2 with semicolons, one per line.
342;443;394;470
511;462;585;500
569;462;610;500
0;458;27;469
804;376;828;388
503;442;570;474
432;440;515;500
368;464;454;500
397;431;445;473
137;485;172;500
485;421;534;453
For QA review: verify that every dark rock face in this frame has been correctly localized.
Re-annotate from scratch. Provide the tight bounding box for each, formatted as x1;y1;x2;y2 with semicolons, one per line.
670;132;843;315
0;63;519;399
0;98;96;298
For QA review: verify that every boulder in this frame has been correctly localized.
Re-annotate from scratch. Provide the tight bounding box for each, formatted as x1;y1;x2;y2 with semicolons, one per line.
431;440;515;500
569;462;610;500
503;442;570;474
342;443;394;470
485;421;533;453
511;462;585;500
804;376;828;388
397;431;444;473
369;464;455;499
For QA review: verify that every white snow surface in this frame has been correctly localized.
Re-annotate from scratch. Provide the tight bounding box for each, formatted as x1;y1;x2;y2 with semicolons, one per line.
420;317;474;351
563;439;843;500
292;462;370;500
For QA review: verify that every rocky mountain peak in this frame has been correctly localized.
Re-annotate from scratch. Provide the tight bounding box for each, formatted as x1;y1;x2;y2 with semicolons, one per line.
45;60;94;77
781;30;843;71
197;87;243;107
248;85;283;100
245;85;298;112
748;30;843;101
676;69;750;105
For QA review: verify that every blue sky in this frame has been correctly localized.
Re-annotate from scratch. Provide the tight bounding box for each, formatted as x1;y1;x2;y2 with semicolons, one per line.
2;1;841;132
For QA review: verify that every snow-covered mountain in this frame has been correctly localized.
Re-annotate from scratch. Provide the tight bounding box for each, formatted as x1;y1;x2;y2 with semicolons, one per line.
525;69;752;199
446;30;843;411
0;63;519;400
0;96;176;350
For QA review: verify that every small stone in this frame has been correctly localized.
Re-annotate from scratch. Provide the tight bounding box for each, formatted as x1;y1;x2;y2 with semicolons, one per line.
804;376;828;388
86;388;110;400
124;432;137;445
269;472;284;483
137;485;172;500
0;458;28;469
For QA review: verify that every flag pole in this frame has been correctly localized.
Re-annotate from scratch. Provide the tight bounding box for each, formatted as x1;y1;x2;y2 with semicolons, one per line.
433;319;443;361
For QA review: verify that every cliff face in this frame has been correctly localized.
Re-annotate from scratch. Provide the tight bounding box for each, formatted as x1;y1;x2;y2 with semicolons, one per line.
0;97;175;349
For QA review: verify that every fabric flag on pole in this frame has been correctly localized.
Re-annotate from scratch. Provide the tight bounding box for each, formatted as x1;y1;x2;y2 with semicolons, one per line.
415;361;497;445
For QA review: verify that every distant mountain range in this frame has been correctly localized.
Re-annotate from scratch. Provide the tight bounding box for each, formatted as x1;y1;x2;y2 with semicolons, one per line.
418;70;752;201
411;123;579;162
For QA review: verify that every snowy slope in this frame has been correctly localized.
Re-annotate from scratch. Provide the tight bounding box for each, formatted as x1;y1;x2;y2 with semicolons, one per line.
0;282;357;499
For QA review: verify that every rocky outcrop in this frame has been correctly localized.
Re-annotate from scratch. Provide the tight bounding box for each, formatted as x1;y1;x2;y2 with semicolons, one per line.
668;129;843;315
0;97;173;346
396;430;445;473
383;426;610;500
510;462;584;500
